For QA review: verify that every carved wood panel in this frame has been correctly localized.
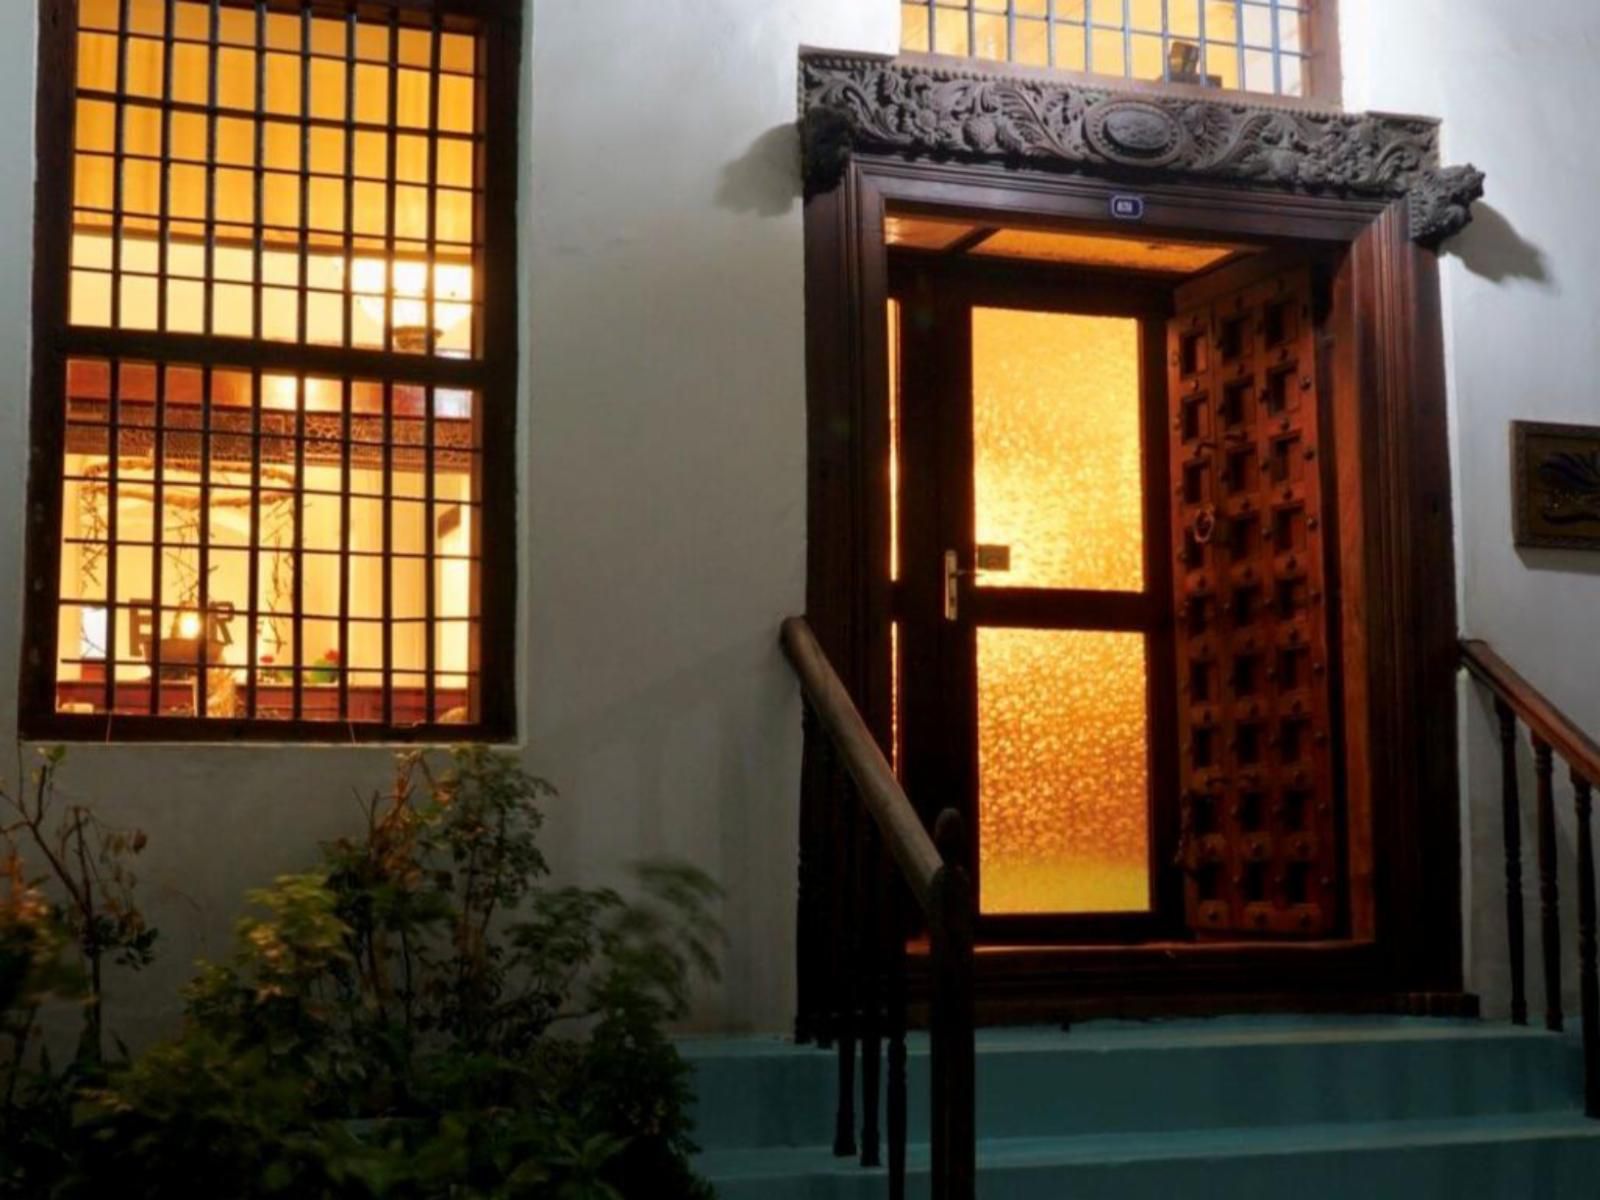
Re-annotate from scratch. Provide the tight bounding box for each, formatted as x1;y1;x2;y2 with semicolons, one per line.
799;51;1485;247
1167;266;1338;937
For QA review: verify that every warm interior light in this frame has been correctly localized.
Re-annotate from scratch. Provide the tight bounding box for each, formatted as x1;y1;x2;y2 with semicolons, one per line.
970;309;1151;915
352;258;474;351
176;610;202;639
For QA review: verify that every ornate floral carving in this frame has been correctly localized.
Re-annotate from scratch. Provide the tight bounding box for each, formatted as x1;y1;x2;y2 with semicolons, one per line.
801;51;1481;245
1408;163;1487;247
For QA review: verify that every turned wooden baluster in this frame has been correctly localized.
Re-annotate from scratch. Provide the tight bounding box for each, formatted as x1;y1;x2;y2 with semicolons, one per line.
795;706;825;1044
858;820;883;1168
930;809;976;1200
1575;769;1600;1117
829;739;858;1158
1496;700;1529;1025
886;874;908;1200
1536;736;1563;1032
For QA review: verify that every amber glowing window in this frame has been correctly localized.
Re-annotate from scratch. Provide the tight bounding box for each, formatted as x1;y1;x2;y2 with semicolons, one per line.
900;1;1320;99
971;308;1144;591
26;0;520;738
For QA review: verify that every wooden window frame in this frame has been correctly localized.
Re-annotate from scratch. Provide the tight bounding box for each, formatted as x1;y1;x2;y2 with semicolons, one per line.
20;0;523;743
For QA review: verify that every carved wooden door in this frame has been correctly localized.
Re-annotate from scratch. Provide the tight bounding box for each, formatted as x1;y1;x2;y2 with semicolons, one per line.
1167;266;1341;937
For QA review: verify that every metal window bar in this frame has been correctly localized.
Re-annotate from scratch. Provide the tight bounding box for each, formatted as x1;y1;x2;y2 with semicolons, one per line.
246;364;263;717
1235;2;1247;92
1270;0;1283;94
424;10;443;723
1123;0;1133;78
103;360;121;717
56;0;493;731
1161;0;1170;81
109;0;128;336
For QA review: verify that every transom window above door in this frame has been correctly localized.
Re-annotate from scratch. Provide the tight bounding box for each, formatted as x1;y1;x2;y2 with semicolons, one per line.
900;0;1326;99
24;0;521;741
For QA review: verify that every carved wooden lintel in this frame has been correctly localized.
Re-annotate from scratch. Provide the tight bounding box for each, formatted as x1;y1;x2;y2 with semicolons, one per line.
801;50;1484;246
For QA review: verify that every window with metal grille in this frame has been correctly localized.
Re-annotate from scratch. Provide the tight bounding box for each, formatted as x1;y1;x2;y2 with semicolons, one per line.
901;1;1324;99
23;0;521;740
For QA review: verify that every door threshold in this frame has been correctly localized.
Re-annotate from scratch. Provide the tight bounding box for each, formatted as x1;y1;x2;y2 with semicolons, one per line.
970;938;1372;956
904;939;1472;1025
969;990;1482;1027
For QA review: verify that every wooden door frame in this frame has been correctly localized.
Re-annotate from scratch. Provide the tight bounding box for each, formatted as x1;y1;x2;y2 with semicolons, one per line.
798;50;1483;1014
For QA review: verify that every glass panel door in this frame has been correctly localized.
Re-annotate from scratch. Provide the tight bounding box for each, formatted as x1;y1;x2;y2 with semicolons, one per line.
890;261;1176;936
969;307;1155;916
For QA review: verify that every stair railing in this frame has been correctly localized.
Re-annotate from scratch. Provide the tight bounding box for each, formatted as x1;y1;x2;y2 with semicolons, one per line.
1461;638;1600;1116
782;616;976;1200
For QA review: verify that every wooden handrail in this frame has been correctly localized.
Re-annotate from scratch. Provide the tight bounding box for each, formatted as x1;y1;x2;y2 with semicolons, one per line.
782;616;945;913
1461;639;1600;786
1462;637;1600;1118
782;614;976;1199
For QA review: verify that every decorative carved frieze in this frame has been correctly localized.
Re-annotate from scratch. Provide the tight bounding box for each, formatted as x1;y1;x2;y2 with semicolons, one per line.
800;50;1483;245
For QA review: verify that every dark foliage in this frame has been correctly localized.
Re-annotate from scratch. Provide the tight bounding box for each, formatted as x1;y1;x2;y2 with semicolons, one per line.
1;748;722;1200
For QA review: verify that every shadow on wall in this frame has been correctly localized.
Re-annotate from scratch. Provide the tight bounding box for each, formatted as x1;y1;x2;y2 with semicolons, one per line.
1517;546;1600;578
717;124;802;218
1447;201;1550;285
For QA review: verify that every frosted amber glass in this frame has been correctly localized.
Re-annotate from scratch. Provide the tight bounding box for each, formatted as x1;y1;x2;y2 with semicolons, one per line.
971;308;1143;592
977;628;1150;914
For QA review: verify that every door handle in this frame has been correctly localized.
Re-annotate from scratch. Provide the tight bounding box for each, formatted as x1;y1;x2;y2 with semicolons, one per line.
944;545;1011;621
944;550;966;621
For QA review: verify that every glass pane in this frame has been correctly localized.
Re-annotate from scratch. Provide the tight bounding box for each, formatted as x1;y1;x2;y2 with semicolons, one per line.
1242;3;1273;47
1280;52;1305;97
1129;0;1164;33
973;13;1008;61
1090;26;1125;75
901;1;931;52
1205;40;1241;88
933;7;970;56
67;2;484;356
971;308;1145;591
1203;0;1240;45
977;628;1150;914
1169;0;1201;38
1054;23;1088;72
1015;18;1050;66
55;360;483;724
1131;33;1164;82
1278;7;1306;54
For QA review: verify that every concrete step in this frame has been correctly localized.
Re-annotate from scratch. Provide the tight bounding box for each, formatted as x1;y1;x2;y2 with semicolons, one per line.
683;1017;1583;1152
697;1112;1600;1200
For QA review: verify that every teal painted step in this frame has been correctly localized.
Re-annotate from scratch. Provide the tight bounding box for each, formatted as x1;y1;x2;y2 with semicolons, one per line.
696;1113;1600;1200
683;1017;1582;1151
683;1017;1599;1198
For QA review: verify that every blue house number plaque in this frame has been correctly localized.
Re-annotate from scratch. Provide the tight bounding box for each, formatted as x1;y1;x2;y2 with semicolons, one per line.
1110;194;1146;221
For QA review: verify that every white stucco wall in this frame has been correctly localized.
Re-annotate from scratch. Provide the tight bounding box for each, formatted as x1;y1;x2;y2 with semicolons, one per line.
1;0;1593;1037
1340;0;1600;1015
0;0;896;1039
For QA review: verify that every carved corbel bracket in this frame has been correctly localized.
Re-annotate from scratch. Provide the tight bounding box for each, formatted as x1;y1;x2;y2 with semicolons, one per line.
800;50;1483;246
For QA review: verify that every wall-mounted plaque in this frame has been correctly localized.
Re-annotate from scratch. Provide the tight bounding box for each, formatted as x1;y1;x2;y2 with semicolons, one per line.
1514;421;1600;550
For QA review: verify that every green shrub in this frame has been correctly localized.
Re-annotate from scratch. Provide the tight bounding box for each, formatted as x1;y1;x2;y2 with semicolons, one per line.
4;747;721;1200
